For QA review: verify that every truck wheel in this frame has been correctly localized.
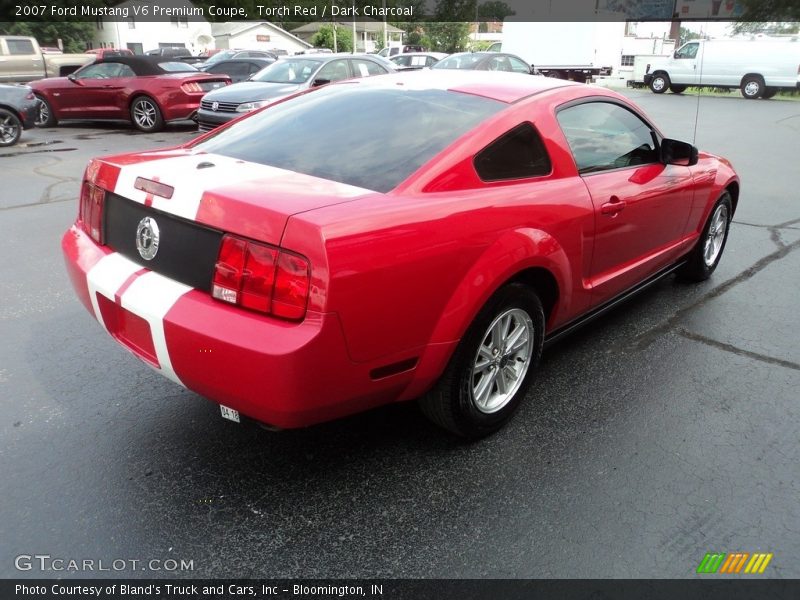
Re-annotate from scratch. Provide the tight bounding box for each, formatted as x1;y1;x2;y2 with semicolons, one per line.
669;85;687;94
649;73;669;94
419;283;545;439
740;75;764;99
34;96;57;127
0;108;22;147
762;88;778;99
130;96;164;132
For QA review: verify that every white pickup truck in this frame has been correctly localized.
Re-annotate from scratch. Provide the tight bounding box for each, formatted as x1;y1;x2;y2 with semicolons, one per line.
0;36;94;83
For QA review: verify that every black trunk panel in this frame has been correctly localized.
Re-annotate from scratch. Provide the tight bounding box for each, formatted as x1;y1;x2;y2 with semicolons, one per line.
104;193;222;292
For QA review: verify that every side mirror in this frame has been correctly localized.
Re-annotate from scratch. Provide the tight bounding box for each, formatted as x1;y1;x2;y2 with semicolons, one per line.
311;77;331;87
661;138;699;166
68;73;79;83
673;51;679;59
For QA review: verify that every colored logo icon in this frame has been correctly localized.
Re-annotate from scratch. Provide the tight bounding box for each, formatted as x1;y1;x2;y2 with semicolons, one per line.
697;552;773;574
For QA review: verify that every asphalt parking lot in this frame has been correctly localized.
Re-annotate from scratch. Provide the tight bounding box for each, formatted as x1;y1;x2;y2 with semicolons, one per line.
1;92;798;579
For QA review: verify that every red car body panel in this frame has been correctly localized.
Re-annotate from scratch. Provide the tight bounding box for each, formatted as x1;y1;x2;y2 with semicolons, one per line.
30;70;230;123
62;73;739;428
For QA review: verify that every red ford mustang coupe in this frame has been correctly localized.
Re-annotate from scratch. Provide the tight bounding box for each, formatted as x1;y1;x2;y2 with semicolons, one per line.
62;71;739;438
30;56;230;132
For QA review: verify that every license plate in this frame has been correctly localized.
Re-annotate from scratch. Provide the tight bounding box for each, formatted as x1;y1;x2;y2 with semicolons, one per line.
220;405;240;423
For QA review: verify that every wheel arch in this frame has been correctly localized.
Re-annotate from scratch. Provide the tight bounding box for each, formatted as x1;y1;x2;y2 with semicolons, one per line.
741;72;764;86
0;103;23;122
725;180;740;216
398;227;569;402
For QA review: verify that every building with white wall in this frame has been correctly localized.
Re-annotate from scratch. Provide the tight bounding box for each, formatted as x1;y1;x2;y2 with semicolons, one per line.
212;22;312;54
91;0;214;55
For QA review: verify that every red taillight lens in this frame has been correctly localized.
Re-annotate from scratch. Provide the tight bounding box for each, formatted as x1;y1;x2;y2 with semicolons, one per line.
212;234;310;321
79;182;106;244
181;82;203;93
273;253;311;320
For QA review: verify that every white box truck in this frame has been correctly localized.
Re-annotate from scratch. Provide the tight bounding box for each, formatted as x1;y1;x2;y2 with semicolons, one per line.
500;22;622;82
643;37;800;98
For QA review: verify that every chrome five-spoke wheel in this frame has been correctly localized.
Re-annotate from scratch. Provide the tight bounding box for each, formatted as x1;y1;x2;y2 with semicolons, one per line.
703;203;729;268
471;308;534;414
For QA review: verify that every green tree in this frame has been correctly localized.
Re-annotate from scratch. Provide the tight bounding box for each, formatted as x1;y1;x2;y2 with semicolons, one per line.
423;22;471;53
311;24;353;53
734;0;800;23
678;26;703;45
478;1;515;20
0;21;96;52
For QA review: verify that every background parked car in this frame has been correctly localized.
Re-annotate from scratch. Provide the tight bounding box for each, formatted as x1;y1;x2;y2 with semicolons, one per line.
87;48;135;59
378;44;424;57
196;54;394;132
0;83;38;146
199;57;275;83
389;52;448;70
0;35;94;82
432;52;533;74
196;49;277;69
30;56;230;132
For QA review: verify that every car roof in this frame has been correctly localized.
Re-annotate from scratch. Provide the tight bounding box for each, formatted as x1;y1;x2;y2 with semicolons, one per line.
95;56;195;75
341;69;579;104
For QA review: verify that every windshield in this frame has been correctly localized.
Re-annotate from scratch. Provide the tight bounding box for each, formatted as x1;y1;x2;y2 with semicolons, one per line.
204;50;238;66
251;59;323;84
191;85;503;193
433;54;483;70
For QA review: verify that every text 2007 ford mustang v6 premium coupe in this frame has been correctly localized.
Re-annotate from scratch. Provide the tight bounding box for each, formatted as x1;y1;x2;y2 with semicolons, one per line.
63;71;739;438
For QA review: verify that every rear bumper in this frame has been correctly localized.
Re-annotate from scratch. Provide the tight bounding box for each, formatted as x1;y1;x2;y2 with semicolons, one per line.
62;225;420;428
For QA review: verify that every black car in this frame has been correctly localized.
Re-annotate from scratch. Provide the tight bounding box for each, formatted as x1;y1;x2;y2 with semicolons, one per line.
432;52;532;74
196;54;394;132
199;57;275;83
0;84;39;147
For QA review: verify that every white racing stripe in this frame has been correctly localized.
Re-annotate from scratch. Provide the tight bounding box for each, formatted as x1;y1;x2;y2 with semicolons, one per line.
112;153;285;220
121;272;191;386
86;252;190;386
87;253;143;331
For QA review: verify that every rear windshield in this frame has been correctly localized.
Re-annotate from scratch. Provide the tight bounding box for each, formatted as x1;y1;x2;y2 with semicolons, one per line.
251;59;323;83
158;61;196;72
191;85;504;192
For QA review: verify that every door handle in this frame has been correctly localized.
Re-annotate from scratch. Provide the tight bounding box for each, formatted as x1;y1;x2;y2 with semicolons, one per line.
601;196;626;215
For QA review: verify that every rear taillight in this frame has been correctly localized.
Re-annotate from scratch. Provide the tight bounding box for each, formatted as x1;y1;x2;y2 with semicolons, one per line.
181;82;203;93
212;234;311;321
79;182;106;244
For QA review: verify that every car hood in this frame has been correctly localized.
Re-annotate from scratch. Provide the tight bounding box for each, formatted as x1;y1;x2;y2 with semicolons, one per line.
202;81;305;103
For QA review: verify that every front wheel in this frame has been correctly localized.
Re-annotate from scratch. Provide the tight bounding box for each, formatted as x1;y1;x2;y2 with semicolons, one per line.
0;108;22;147
130;96;164;132
34;95;57;127
678;192;732;282
649;73;669;94
419;283;545;438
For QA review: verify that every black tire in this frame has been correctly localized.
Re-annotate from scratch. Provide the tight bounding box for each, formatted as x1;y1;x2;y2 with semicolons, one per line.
419;283;545;439
649;72;670;94
740;75;764;99
762;88;778;99
678;192;733;282
669;85;687;94
130;95;164;132
0;108;22;147
34;95;57;127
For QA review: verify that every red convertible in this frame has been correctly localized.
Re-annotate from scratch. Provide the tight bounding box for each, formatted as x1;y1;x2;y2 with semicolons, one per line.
62;71;739;438
30;56;230;132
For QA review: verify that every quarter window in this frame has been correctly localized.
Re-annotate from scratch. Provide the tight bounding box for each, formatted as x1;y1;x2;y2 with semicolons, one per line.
474;123;551;181
556;102;659;174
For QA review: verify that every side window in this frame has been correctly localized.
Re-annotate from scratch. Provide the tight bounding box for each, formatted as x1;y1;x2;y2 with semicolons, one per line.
351;59;387;77
316;59;351;82
7;39;35;55
556;102;659;174
508;57;531;74
224;63;250;78
474;123;552;181
675;42;699;59
76;62;131;79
